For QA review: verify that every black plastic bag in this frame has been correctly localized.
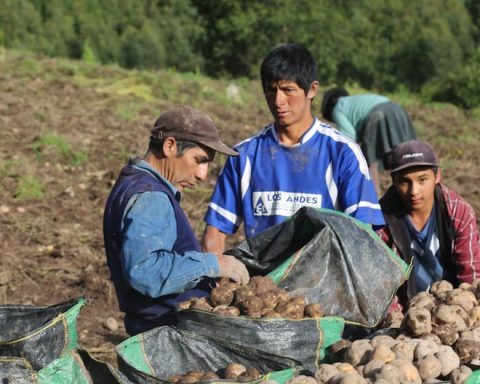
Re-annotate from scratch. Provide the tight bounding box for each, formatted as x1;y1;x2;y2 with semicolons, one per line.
227;207;410;327
0;297;86;371
117;326;301;384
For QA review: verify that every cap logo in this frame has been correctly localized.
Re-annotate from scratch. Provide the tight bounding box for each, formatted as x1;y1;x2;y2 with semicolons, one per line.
402;152;423;159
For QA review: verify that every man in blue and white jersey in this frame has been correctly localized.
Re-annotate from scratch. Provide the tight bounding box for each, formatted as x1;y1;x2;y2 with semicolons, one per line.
202;43;385;255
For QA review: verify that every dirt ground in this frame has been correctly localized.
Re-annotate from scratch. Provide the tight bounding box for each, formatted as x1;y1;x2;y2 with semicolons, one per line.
1;51;479;366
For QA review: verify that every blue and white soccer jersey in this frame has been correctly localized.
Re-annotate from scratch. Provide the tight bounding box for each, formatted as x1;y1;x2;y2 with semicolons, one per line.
204;118;385;238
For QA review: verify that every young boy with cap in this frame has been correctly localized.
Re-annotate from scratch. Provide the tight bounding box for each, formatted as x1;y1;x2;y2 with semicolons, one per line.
378;140;480;300
202;43;384;255
103;106;249;335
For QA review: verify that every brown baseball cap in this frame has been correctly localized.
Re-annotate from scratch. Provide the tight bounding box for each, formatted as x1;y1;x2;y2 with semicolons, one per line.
386;140;439;174
151;107;238;156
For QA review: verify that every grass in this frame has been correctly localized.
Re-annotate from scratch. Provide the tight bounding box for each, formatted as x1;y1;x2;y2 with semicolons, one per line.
14;175;44;200
32;131;88;167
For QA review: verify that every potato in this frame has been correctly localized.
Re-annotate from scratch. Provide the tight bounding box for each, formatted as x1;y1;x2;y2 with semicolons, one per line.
238;296;264;318
375;363;403;384
234;286;255;304
212;305;240;317
247;276;276;294
180;371;204;383
259;291;280;311
329;339;352;354
345;340;373;367
362;359;384;378
393;341;415;362
430;280;453;298
408;291;436;311
314;364;338;383
261;310;283;319
177;299;193;310
304;303;323;318
237;367;261;382
285;375;317;384
271;288;290;303
190;297;213;312
415;355;442;380
404;307;432;336
335;362;356;374
166;374;184;382
470;305;480;322
445;288;478;312
432;304;468;332
224;363;247;379
454;338;480;363
209;286;234;307
432;323;458;345
389;360;421;384
371;343;396;364
370;335;397;349
414;340;440;360
449;365;473;384
383;311;404;328
435;345;460;376
335;372;368;383
277;297;305;319
200;372;220;381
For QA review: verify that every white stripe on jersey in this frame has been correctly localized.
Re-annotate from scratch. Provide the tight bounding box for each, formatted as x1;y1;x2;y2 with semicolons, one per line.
344;201;382;215
315;122;371;179
208;202;242;226
325;163;339;209
234;125;270;149
241;157;252;199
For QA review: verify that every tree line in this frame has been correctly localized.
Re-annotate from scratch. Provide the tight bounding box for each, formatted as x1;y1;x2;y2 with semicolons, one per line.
2;0;480;108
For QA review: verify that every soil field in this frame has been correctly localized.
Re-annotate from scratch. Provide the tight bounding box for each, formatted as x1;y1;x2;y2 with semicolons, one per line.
1;50;479;365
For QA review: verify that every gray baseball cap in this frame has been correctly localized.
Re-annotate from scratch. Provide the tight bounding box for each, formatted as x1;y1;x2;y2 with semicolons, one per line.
386;140;439;174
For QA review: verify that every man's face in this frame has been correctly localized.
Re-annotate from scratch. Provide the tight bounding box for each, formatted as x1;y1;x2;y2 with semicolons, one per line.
392;167;440;212
264;80;318;128
169;144;215;192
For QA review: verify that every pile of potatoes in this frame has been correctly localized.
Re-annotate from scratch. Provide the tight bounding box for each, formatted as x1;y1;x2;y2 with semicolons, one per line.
308;279;480;384
178;276;324;319
167;363;261;383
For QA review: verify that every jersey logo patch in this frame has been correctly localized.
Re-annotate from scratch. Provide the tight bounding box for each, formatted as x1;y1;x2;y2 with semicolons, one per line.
252;191;322;216
254;197;268;215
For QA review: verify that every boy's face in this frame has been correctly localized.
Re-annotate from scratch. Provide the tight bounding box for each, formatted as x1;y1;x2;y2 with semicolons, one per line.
392;167;440;213
264;79;318;129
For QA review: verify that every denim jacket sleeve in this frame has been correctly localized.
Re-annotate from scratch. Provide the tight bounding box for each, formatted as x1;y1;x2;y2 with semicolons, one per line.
120;191;220;298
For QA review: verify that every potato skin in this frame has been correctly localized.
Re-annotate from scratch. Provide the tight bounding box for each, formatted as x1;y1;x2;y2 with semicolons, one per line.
209;286;234;307
304;303;323;318
190;297;213;312
248;276;276;294
237;367;261;382
239;296;264;318
224;363;247;379
212;305;241;317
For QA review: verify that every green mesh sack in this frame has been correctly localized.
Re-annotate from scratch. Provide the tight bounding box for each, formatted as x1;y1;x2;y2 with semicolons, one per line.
177;310;343;372
0;356;35;383
227;207;410;327
117;326;301;384
37;349;128;384
0;297;86;371
467;369;480;384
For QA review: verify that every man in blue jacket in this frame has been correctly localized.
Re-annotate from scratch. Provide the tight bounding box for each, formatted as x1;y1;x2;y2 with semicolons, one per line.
103;107;249;335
